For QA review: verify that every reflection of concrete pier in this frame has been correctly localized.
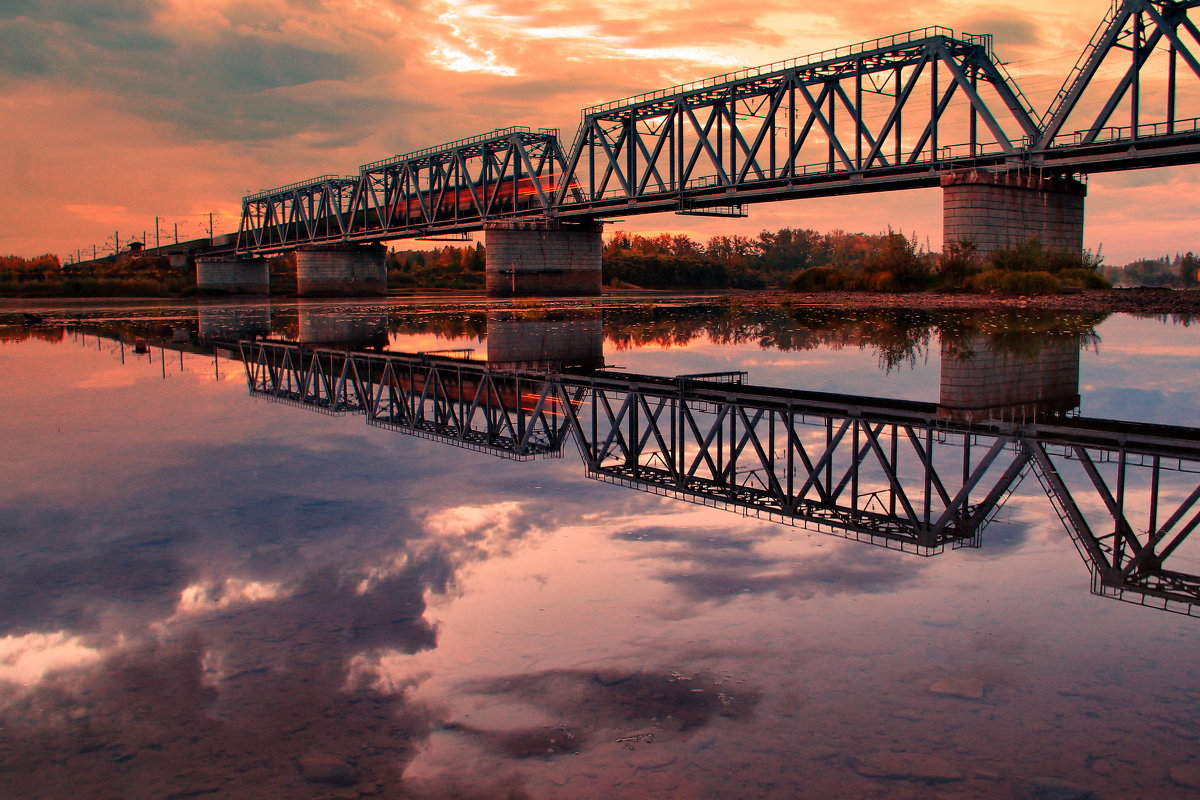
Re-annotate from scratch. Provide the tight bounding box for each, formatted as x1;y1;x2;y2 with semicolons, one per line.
296;304;388;348
486;309;604;370
197;303;272;341
939;334;1081;422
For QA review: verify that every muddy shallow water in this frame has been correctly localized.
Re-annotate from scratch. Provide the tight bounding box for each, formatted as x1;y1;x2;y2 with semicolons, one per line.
1;299;1198;799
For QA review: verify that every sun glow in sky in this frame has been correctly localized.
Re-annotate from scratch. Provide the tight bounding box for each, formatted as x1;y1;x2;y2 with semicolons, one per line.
2;0;1199;262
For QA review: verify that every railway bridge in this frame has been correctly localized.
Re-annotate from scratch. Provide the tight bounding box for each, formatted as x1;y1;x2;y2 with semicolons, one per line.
189;0;1200;295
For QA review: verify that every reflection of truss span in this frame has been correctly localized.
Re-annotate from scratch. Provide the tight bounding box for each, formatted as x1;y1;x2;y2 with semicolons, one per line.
242;342;367;414
560;372;1200;612
354;352;575;460
559;372;1023;554
1025;427;1200;615
240;342;572;459
233;2;1200;252
237;343;1200;613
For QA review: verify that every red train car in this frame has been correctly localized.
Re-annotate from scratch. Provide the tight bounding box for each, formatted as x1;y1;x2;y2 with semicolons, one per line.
394;175;577;219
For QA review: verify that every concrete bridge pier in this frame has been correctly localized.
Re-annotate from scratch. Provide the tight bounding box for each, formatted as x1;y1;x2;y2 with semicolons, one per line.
296;243;387;297
196;257;269;294
485;220;603;297
942;170;1086;260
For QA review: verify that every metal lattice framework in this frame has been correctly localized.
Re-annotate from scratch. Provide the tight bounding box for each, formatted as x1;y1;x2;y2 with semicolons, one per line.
241;342;574;458
552;29;1038;217
1036;0;1200;167
238;176;360;253
236;128;575;254
355;127;574;238
236;342;1200;614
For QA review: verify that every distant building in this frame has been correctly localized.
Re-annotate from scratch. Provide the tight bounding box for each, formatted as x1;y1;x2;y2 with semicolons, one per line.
128;241;145;258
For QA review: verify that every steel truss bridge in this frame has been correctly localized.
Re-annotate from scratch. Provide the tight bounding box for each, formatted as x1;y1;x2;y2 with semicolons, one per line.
241;341;1200;617
236;0;1200;255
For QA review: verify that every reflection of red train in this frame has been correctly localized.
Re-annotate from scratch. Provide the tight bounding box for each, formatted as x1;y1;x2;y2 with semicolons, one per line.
394;175;578;218
383;369;580;417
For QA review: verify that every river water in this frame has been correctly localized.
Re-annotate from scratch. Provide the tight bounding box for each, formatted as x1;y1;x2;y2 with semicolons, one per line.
1;297;1199;800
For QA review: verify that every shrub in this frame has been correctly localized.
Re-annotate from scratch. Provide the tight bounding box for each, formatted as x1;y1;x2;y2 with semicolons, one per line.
990;238;1050;272
788;266;853;292
938;240;980;288
967;269;1062;295
865;270;898;292
863;230;932;291
989;238;1103;276
1057;268;1112;290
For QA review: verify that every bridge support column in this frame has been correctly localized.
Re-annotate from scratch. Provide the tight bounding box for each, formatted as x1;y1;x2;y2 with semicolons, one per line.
942;170;1086;260
295;244;387;297
485;221;603;297
196;257;269;294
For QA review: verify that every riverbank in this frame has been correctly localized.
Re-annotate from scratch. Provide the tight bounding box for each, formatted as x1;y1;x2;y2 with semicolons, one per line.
765;287;1200;315
3;287;1198;316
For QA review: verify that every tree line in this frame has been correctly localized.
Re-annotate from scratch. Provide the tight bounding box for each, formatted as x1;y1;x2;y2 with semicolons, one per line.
3;226;1196;296
1101;253;1200;288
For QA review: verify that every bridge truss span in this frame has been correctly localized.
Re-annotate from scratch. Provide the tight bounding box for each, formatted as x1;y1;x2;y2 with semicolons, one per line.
236;128;575;255
1034;0;1200;169
554;28;1040;216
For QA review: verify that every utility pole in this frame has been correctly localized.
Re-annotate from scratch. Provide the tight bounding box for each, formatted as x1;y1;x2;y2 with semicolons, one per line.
174;222;179;245
208;212;214;242
114;231;119;255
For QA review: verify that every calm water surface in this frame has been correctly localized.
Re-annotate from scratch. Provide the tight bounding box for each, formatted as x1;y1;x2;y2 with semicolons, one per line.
1;298;1199;800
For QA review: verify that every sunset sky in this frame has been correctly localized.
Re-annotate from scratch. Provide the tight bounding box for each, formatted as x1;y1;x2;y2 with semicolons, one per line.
3;0;1199;263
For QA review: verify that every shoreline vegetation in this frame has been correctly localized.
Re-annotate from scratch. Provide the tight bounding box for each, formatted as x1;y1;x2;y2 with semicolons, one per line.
3;227;1198;306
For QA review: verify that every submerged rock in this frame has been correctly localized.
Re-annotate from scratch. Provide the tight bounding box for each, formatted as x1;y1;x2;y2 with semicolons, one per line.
443;723;585;759
852;752;963;782
1169;763;1200;789
1013;777;1094;800
297;753;358;786
928;677;986;699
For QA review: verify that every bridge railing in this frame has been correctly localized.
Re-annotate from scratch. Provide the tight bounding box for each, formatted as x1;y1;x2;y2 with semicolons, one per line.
243;175;357;203
1049;116;1200;148
582;26;955;116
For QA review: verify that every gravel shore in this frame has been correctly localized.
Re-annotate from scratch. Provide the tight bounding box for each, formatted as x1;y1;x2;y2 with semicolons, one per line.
766;287;1200;314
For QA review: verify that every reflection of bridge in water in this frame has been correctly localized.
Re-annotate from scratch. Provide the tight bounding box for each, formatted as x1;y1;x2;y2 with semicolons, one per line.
238;329;1200;618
